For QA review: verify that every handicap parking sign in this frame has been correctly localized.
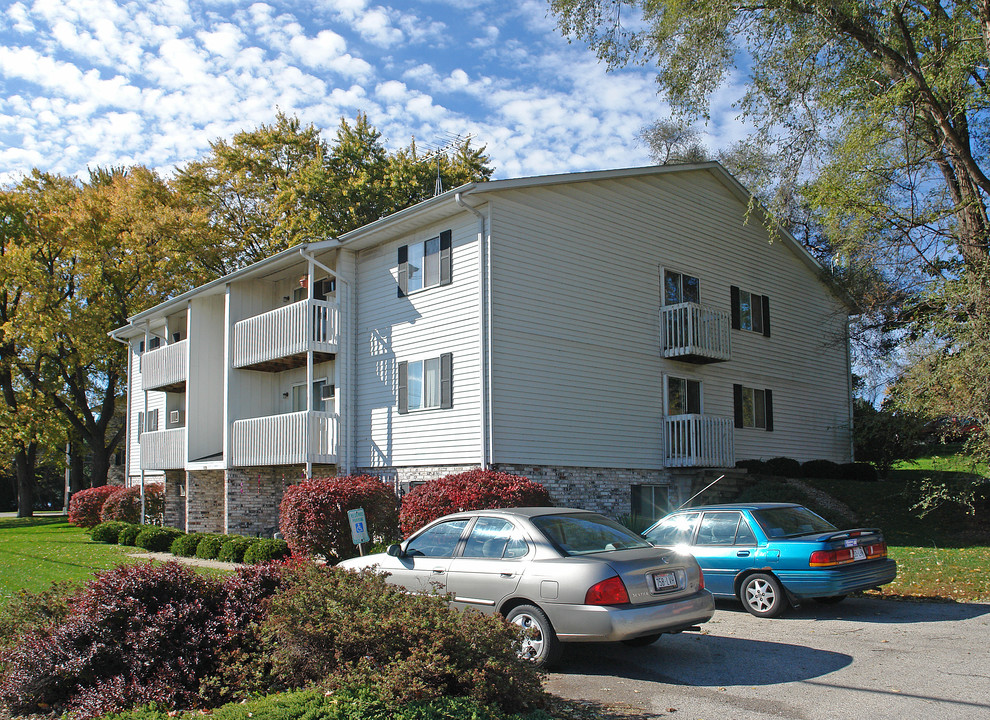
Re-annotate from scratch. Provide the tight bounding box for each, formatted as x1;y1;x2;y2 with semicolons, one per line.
347;508;370;545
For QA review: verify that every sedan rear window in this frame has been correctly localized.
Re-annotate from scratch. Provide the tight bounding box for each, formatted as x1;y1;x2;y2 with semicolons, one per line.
751;506;836;538
532;513;652;555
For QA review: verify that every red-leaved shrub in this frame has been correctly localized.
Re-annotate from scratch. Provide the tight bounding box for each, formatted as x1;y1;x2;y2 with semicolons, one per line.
278;475;399;561
67;485;124;528
100;484;165;525
398;470;553;535
0;561;290;718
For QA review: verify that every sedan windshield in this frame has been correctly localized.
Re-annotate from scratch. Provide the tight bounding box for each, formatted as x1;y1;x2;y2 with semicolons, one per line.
751;506;836;538
532;513;653;555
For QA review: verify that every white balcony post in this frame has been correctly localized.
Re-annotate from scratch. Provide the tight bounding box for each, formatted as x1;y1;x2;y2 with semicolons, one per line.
305;259;314;479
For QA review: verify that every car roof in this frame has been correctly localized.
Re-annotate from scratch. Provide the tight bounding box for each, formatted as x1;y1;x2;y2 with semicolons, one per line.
671;502;803;512
438;506;594;520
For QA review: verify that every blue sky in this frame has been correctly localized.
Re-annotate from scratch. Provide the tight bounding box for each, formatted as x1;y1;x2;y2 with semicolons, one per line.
0;0;749;184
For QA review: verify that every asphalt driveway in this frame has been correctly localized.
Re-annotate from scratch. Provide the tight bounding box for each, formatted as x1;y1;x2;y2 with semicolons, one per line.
546;597;990;719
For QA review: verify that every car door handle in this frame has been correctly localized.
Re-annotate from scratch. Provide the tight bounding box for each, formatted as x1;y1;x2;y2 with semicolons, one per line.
432;567;445;574
736;550;751;557
500;572;514;578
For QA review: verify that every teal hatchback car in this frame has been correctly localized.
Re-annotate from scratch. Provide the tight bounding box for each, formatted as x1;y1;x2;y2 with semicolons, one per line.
642;503;897;617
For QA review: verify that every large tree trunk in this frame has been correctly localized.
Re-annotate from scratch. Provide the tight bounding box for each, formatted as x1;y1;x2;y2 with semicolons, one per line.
14;443;36;518
89;443;111;488
69;442;86;494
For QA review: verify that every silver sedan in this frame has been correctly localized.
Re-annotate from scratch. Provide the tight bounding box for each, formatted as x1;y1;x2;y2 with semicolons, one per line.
337;507;714;666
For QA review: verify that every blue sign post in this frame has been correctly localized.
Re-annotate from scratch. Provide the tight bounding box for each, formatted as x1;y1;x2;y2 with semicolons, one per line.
347;508;370;555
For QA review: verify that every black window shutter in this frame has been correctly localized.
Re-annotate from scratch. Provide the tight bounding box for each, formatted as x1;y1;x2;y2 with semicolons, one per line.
730;286;741;330
397;361;408;414
733;384;744;428
439;230;452;286
440;352;453;408
764;389;774;431
761;295;771;337
397;245;408;298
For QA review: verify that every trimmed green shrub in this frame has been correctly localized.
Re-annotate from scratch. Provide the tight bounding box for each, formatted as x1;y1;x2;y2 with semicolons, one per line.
100;484;166;525
117;523;143;546
735;459;767;474
801;459;842;479
91;521;128;544
399;469;552;536
840;462;880;482
763;457;804;478
171;532;207;557
135;526;184;552
196;534;225;560
218;536;256;563
263;565;547;713
243;538;290;564
279;475;399;561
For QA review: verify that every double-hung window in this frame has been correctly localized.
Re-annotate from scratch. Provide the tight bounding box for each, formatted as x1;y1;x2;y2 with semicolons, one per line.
397;353;453;413
137;409;159;436
733;384;774;430
731;286;771;336
397;230;452;296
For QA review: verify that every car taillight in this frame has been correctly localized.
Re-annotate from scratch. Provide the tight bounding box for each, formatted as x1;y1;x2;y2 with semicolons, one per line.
585;575;630;605
865;542;887;558
698;567;705;591
809;548;855;566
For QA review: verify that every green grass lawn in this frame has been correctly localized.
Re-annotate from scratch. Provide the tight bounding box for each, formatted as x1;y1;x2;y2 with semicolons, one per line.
0;516;142;603
866;545;990;603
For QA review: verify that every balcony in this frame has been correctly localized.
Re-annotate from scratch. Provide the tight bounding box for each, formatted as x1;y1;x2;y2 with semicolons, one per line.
141;340;188;392
233;299;338;372
660;302;730;363
140;428;186;470
663;413;734;468
231;410;338;467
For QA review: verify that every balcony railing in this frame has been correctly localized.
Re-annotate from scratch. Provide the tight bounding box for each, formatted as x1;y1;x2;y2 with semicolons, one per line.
231;410;338;467
233;299;338;371
660;302;730;363
141;339;188;391
663;413;734;468
140;428;186;470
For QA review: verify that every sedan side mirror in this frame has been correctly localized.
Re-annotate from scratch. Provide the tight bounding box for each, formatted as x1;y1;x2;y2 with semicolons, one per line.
386;543;404;557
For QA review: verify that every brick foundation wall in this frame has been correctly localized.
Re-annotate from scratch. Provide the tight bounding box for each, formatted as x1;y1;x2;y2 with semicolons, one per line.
356;464;481;495
225;464;337;537
186;469;225;533
163;469;186;530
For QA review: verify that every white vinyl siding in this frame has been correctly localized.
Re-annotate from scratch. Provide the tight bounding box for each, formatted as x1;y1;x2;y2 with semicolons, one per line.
355;217;481;467
487;171;851;466
127;340;166;480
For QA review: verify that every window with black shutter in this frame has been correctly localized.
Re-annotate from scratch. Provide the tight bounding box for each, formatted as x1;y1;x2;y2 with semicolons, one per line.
733;383;774;430
731;286;771;337
397;229;452;297
398;353;453;412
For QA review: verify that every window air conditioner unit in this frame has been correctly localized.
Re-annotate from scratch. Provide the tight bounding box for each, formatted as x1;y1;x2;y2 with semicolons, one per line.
170;410;183;425
320;384;335;401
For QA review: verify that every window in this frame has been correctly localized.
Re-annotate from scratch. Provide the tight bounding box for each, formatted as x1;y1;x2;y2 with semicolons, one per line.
666;376;701;416
405;518;469;557
397;230;452;297
643;512;700;546
733;384;774;430
462;517;529;559
138;409;159;436
292;378;330;412
294;277;335;303
631;485;671;529
663;269;700;305
397;353;452;413
697;511;754;546
731;286;771;336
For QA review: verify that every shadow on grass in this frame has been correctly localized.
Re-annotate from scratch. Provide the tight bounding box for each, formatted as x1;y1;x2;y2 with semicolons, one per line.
0;516;68;531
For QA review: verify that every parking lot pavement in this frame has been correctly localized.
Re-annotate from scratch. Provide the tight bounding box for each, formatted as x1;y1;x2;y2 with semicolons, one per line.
546;597;990;720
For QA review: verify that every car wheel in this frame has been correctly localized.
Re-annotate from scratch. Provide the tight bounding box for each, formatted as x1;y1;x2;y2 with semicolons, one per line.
621;633;662;647
740;573;788;618
507;604;561;668
814;594;847;605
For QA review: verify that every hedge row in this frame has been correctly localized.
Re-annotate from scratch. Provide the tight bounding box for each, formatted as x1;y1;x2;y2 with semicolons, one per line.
277;470;552;562
89;522;289;565
735;457;879;482
68;484;165;528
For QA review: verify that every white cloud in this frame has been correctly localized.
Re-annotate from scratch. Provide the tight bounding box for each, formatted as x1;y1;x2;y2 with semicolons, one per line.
289;29;348;67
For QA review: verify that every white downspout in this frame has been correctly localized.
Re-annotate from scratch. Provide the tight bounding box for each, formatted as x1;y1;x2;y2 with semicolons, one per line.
454;192;489;469
298;248;352;475
140;323;149;523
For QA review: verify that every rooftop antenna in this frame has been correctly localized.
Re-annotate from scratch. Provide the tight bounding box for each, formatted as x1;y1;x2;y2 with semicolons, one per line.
421;132;474;196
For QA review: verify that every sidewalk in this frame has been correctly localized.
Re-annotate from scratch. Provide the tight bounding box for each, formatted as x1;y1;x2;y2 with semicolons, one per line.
126;550;245;570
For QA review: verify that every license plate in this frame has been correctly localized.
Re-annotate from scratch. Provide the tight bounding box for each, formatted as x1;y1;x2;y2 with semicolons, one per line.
651;571;678;591
852;546;866;561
